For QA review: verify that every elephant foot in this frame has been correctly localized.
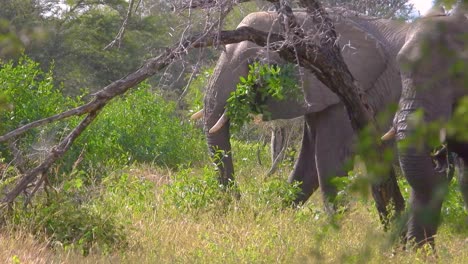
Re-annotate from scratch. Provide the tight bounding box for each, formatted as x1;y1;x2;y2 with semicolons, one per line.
217;177;241;200
290;182;317;206
291;193;311;207
320;190;351;216
404;201;443;251
371;173;406;231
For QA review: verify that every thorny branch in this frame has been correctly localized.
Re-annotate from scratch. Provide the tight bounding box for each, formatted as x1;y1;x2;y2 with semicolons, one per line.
267;0;374;130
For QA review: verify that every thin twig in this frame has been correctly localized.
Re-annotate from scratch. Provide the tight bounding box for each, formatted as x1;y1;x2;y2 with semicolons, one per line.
104;0;136;50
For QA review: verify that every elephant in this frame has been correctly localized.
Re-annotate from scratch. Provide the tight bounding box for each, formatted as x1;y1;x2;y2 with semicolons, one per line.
383;3;468;247
198;10;410;214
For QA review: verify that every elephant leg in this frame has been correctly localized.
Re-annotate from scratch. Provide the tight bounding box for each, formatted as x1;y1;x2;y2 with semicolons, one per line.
399;149;448;247
372;140;406;229
446;139;468;210
288;113;319;204
315;104;353;213
371;166;406;229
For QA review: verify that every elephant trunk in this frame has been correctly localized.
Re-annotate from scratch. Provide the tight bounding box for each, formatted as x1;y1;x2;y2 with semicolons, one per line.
393;69;453;247
204;109;235;187
397;145;448;247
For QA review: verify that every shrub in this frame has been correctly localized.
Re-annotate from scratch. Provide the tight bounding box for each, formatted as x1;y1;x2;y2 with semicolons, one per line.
7;168;159;256
0;55;79;162
72;83;206;169
162;166;230;213
0;55;206;172
254;177;302;209
8;182;127;255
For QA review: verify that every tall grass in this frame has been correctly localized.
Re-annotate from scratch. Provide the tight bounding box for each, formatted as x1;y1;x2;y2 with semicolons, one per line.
2;139;468;263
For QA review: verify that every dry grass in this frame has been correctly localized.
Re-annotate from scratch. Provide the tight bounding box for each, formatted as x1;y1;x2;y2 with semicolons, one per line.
0;231;52;264
1;142;468;263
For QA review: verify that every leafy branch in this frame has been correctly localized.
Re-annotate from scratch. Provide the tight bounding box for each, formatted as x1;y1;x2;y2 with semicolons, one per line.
226;62;301;132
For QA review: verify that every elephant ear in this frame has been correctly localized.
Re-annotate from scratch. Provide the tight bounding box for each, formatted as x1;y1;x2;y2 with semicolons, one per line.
334;20;390;91
295;16;393;112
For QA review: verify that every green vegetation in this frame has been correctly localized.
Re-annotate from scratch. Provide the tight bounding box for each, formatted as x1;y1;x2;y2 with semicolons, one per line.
1;1;467;263
2;143;468;262
0;55;80;165
0;55;206;173
1;56;466;262
74;84;206;169
226;62;301;132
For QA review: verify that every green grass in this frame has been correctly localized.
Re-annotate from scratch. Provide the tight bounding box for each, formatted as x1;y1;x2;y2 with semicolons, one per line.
1;140;468;263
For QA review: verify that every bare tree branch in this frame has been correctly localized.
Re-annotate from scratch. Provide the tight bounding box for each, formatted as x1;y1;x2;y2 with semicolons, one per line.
1;21;346;205
0;27;275;143
2;111;99;205
104;0;136;50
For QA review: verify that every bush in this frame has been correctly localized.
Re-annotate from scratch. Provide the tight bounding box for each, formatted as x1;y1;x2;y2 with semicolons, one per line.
7;168;159;256
162;167;230;213
0;55;79;162
0;56;73;126
72;83;206;170
0;55;206;173
8;184;127;255
254;177;302;209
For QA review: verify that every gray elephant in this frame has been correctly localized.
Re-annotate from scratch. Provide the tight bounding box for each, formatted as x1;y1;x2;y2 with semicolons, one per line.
198;10;409;213
385;3;468;247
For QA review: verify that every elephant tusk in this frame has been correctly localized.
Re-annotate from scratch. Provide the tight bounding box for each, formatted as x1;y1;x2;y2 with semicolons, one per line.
381;127;396;141
209;110;228;134
439;128;447;143
190;109;204;120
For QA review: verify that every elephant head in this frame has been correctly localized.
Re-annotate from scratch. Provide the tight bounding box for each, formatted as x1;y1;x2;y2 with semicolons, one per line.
390;4;468;247
200;10;408;210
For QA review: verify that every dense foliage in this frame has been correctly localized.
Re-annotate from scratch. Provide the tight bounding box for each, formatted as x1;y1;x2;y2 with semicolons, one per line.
0;55;206;174
73;84;206;169
226;62;301;132
0;56;79;166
